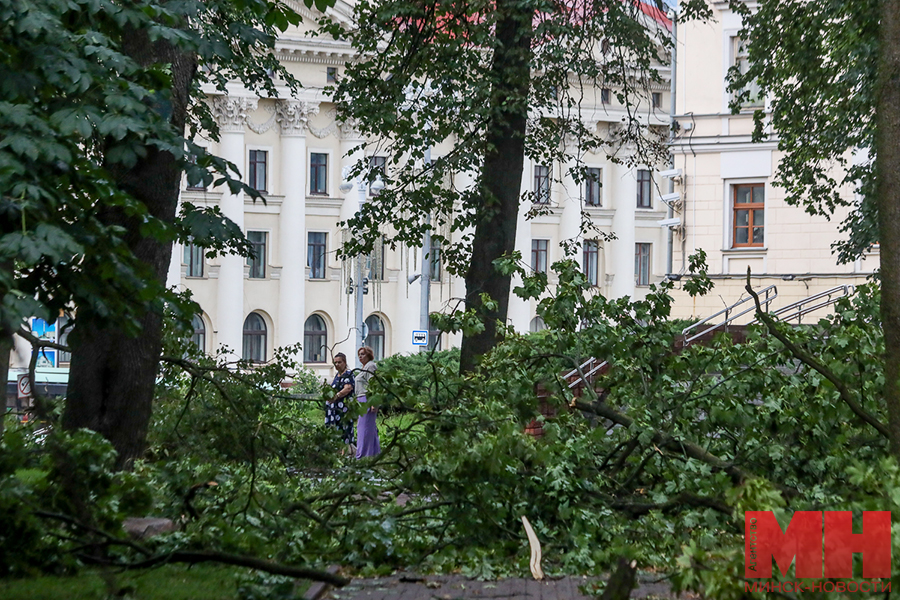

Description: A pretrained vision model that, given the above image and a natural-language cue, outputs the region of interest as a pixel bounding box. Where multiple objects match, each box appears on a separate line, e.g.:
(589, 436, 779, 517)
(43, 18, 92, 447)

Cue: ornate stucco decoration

(308, 108, 340, 139)
(338, 116, 363, 140)
(247, 105, 278, 135)
(211, 96, 258, 133)
(275, 100, 320, 136)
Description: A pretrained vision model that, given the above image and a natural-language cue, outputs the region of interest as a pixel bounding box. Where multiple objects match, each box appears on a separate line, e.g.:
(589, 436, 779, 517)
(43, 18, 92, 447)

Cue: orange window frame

(732, 184, 765, 248)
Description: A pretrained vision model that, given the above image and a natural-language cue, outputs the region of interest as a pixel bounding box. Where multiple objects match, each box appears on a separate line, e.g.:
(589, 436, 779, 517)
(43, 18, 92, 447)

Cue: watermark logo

(745, 511, 891, 580)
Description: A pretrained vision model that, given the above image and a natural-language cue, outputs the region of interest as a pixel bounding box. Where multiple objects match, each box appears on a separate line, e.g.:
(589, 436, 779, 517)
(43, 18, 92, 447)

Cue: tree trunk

(62, 35, 196, 469)
(877, 0, 900, 459)
(459, 0, 534, 374)
(0, 326, 11, 437)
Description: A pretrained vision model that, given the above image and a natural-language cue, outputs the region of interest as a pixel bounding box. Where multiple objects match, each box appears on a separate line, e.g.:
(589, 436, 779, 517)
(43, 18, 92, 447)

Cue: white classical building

(666, 0, 878, 321)
(166, 0, 675, 377)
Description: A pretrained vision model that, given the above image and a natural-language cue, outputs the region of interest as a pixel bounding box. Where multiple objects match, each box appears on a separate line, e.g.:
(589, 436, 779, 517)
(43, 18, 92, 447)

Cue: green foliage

(10, 261, 896, 593)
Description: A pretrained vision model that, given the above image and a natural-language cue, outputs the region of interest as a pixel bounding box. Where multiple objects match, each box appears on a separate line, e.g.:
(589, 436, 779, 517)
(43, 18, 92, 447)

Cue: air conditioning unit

(659, 168, 682, 178)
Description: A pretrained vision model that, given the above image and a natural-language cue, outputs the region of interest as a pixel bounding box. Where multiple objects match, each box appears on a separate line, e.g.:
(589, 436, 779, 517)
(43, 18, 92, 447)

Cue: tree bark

(876, 0, 900, 459)
(0, 324, 11, 437)
(459, 0, 534, 373)
(63, 35, 197, 469)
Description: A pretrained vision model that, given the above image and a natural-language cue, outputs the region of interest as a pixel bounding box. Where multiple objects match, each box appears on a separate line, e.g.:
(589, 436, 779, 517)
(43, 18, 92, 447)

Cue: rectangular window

(652, 92, 662, 109)
(369, 156, 387, 196)
(585, 167, 602, 206)
(534, 165, 550, 204)
(636, 169, 652, 208)
(583, 240, 599, 286)
(635, 243, 651, 286)
(308, 232, 327, 279)
(601, 88, 611, 104)
(430, 240, 442, 281)
(734, 38, 764, 108)
(186, 154, 207, 191)
(310, 153, 328, 195)
(247, 231, 267, 278)
(248, 150, 268, 192)
(732, 183, 765, 247)
(327, 67, 338, 84)
(367, 236, 386, 281)
(531, 239, 549, 273)
(183, 239, 204, 278)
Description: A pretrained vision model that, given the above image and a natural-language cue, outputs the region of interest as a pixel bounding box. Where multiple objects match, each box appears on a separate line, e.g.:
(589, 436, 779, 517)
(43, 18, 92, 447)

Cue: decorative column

(609, 162, 637, 299)
(508, 157, 533, 332)
(276, 100, 317, 356)
(559, 148, 583, 255)
(211, 95, 257, 358)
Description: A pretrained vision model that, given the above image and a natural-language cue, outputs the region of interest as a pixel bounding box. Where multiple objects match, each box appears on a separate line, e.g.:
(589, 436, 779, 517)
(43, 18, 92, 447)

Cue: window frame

(531, 239, 549, 274)
(246, 230, 267, 279)
(303, 314, 328, 363)
(309, 151, 328, 196)
(585, 167, 602, 206)
(308, 231, 328, 280)
(185, 152, 208, 191)
(733, 37, 765, 109)
(326, 67, 338, 84)
(183, 238, 204, 278)
(367, 236, 386, 281)
(534, 165, 550, 204)
(430, 239, 442, 282)
(583, 240, 599, 286)
(652, 92, 662, 109)
(634, 243, 651, 287)
(636, 169, 653, 209)
(601, 88, 611, 105)
(191, 314, 206, 353)
(248, 149, 269, 193)
(364, 314, 385, 361)
(731, 183, 765, 248)
(242, 312, 267, 363)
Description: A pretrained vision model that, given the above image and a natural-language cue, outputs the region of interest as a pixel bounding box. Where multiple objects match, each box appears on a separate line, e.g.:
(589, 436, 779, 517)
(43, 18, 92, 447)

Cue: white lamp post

(340, 166, 384, 367)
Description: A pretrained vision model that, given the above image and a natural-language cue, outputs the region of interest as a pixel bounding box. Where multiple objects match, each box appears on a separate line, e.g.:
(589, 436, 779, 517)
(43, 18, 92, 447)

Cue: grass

(0, 564, 309, 600)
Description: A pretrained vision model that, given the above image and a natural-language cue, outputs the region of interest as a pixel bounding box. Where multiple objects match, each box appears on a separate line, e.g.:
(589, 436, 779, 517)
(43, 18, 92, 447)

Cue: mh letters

(745, 511, 891, 579)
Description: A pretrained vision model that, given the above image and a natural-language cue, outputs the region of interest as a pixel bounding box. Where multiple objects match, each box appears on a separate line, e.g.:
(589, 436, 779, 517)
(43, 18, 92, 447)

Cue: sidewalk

(321, 572, 680, 600)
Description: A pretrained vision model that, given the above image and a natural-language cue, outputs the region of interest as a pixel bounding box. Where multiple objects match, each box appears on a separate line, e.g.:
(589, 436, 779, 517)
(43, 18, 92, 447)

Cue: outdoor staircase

(525, 284, 856, 438)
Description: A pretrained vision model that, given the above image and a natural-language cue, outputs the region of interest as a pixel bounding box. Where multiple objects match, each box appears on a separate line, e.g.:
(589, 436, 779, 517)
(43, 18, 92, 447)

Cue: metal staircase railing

(755, 284, 854, 325)
(562, 357, 609, 390)
(681, 285, 778, 346)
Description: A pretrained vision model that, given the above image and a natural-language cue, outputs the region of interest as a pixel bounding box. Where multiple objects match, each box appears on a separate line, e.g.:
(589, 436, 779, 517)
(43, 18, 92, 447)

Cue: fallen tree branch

(573, 399, 751, 484)
(77, 550, 350, 586)
(744, 269, 890, 440)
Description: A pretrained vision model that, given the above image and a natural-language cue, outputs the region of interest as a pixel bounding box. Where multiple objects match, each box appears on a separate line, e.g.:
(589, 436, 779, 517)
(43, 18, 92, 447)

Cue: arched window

(191, 315, 206, 352)
(304, 315, 327, 363)
(529, 317, 546, 333)
(242, 313, 266, 363)
(364, 315, 385, 361)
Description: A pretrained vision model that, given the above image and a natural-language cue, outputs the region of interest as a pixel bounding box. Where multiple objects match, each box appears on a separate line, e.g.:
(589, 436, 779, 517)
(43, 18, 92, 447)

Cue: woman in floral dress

(326, 353, 355, 450)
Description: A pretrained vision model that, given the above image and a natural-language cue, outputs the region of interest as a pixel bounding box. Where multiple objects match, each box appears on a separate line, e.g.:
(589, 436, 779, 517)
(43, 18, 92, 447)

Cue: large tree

(730, 0, 900, 456)
(1, 0, 332, 467)
(326, 0, 711, 373)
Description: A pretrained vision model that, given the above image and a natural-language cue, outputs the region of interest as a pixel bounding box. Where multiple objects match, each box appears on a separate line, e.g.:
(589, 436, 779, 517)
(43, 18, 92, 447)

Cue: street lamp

(340, 165, 383, 368)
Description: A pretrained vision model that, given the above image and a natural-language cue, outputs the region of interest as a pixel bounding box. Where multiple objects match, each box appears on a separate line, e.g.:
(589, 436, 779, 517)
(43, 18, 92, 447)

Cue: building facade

(666, 0, 877, 321)
(166, 0, 674, 377)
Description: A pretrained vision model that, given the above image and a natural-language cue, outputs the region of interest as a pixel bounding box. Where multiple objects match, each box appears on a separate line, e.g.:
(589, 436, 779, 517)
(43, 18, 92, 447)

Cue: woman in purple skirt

(354, 346, 381, 459)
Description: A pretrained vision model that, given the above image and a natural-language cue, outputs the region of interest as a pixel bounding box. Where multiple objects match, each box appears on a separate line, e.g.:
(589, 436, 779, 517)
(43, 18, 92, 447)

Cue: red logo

(745, 511, 891, 579)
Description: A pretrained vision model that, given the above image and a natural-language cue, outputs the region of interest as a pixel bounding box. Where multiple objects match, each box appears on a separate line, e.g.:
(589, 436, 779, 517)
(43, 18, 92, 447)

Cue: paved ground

(322, 573, 681, 600)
